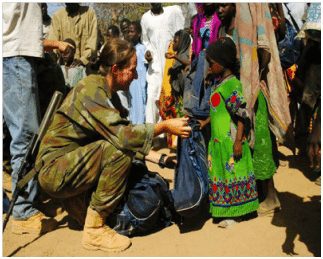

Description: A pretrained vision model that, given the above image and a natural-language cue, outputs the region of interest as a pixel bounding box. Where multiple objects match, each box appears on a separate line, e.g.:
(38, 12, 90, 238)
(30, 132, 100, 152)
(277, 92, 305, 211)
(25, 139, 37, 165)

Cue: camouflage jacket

(35, 74, 154, 168)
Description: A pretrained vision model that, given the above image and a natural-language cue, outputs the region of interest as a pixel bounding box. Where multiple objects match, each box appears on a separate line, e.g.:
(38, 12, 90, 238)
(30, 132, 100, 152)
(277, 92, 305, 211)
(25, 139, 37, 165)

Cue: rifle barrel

(31, 91, 63, 156)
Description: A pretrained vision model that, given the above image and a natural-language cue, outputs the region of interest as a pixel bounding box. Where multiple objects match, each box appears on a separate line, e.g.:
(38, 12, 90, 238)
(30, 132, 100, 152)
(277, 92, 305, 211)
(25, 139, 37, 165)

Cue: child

(59, 38, 86, 89)
(106, 25, 120, 41)
(205, 37, 259, 227)
(159, 29, 191, 147)
(127, 21, 147, 124)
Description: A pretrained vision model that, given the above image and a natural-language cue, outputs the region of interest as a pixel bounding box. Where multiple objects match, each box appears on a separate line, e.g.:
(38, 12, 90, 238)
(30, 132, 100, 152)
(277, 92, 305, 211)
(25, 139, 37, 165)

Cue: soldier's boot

(81, 207, 131, 252)
(11, 212, 58, 235)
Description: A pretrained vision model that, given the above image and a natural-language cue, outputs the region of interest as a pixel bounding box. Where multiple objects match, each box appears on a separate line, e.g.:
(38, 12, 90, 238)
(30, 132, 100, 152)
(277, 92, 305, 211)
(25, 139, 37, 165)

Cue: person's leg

(257, 177, 281, 215)
(3, 56, 40, 219)
(3, 56, 57, 234)
(38, 140, 132, 252)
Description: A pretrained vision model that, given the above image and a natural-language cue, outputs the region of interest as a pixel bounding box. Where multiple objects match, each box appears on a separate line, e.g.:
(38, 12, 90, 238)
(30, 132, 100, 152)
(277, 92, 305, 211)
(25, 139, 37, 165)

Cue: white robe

(141, 5, 184, 123)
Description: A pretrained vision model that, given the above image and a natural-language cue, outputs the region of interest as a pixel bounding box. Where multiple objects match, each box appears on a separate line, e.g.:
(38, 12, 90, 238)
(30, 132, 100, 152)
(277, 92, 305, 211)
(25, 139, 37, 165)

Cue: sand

(2, 146, 321, 257)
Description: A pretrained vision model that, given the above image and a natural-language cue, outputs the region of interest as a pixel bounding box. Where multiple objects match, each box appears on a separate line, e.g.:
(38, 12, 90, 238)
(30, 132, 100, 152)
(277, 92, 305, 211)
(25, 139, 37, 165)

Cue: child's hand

(165, 52, 175, 59)
(197, 117, 210, 130)
(145, 51, 153, 62)
(70, 59, 83, 67)
(233, 140, 242, 161)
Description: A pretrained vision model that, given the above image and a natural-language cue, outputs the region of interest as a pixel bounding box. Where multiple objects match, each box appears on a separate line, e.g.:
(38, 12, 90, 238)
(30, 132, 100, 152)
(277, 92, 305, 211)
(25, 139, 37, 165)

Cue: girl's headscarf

(174, 29, 191, 55)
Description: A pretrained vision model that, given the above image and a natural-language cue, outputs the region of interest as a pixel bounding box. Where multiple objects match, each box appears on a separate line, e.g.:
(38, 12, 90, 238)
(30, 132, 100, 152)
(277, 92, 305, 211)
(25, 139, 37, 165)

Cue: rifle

(3, 91, 63, 232)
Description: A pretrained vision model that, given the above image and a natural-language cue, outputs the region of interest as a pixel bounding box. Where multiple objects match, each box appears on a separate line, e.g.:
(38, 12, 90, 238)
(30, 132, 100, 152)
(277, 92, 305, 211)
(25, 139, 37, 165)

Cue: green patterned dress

(253, 91, 277, 180)
(208, 76, 259, 217)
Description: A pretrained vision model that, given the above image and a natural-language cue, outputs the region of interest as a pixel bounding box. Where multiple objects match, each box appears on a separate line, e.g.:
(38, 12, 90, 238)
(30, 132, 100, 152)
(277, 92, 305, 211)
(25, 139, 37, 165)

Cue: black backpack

(108, 161, 173, 236)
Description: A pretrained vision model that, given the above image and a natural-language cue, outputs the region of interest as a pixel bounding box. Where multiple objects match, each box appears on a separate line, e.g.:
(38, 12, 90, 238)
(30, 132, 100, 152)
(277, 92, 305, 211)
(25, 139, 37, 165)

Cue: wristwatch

(158, 153, 167, 168)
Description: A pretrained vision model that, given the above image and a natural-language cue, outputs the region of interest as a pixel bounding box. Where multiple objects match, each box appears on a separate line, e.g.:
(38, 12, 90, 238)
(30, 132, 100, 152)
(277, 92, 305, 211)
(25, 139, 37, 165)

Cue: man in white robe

(141, 3, 184, 123)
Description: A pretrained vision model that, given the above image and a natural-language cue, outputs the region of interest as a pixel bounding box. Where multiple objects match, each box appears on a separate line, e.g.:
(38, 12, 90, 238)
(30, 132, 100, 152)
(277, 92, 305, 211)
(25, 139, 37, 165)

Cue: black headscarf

(170, 30, 191, 95)
(174, 29, 191, 55)
(206, 36, 240, 76)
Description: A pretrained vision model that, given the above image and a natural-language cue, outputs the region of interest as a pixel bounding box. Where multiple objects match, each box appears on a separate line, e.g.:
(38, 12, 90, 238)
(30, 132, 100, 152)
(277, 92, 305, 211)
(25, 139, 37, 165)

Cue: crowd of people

(2, 2, 321, 253)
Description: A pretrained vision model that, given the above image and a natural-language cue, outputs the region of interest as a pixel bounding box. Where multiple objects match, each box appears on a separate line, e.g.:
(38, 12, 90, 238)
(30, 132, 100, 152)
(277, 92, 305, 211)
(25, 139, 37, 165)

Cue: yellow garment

(48, 6, 98, 65)
(161, 42, 175, 98)
(159, 42, 177, 148)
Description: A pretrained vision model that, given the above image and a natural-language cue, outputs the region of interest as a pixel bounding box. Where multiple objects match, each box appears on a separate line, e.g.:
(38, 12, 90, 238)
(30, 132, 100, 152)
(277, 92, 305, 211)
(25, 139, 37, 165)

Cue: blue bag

(278, 19, 301, 69)
(108, 161, 173, 236)
(171, 119, 209, 217)
(183, 50, 212, 119)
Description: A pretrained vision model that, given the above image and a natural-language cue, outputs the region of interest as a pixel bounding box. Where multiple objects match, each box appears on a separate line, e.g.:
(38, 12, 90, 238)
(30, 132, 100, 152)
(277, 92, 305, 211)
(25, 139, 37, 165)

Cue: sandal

(218, 219, 237, 228)
(257, 203, 281, 216)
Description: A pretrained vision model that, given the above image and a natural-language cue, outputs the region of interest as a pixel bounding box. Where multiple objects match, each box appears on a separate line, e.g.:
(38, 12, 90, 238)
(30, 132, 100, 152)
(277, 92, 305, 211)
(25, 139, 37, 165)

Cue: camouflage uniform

(36, 74, 154, 216)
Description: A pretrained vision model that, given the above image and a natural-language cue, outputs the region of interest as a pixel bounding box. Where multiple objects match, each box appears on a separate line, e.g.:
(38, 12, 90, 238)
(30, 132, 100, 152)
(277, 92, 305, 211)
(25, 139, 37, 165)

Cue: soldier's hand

(165, 117, 191, 138)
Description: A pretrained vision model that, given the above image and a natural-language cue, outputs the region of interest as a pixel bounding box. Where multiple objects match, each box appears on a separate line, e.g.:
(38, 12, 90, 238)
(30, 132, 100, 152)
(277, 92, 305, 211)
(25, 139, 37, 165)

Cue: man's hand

(43, 39, 74, 54)
(57, 41, 74, 55)
(145, 50, 153, 62)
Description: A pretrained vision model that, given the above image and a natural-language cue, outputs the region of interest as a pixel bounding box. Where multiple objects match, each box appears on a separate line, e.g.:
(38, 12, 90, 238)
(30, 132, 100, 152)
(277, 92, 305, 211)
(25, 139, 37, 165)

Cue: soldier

(35, 38, 191, 252)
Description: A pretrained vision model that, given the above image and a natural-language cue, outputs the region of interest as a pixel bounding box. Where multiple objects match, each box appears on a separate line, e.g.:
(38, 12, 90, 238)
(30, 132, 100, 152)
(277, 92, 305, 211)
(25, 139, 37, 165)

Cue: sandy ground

(2, 146, 321, 257)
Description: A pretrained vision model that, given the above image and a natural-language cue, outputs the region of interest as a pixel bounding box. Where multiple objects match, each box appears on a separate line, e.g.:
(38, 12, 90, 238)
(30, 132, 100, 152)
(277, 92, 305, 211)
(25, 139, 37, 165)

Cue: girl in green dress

(205, 37, 259, 227)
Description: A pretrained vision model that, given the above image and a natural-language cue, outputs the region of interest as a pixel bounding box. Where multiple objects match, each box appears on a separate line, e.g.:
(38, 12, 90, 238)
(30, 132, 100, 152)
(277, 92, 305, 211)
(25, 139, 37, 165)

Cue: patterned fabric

(38, 140, 132, 215)
(35, 74, 154, 213)
(36, 74, 154, 165)
(253, 91, 277, 180)
(159, 42, 185, 148)
(224, 90, 244, 114)
(209, 174, 258, 208)
(208, 76, 258, 217)
(297, 3, 321, 42)
(303, 3, 321, 33)
(219, 4, 292, 146)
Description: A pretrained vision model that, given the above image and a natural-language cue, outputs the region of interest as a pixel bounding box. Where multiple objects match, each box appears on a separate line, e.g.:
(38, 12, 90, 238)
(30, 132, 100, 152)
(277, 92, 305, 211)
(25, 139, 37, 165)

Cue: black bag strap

(283, 3, 300, 32)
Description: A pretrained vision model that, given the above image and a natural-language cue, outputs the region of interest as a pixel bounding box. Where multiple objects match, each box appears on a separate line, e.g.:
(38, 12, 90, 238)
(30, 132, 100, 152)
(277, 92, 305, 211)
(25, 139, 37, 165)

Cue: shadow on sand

(271, 191, 321, 256)
(285, 152, 320, 182)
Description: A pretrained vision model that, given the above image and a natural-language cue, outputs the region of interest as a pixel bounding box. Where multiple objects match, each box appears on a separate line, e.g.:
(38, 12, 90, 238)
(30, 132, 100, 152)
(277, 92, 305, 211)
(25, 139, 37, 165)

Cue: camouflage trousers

(38, 140, 132, 217)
